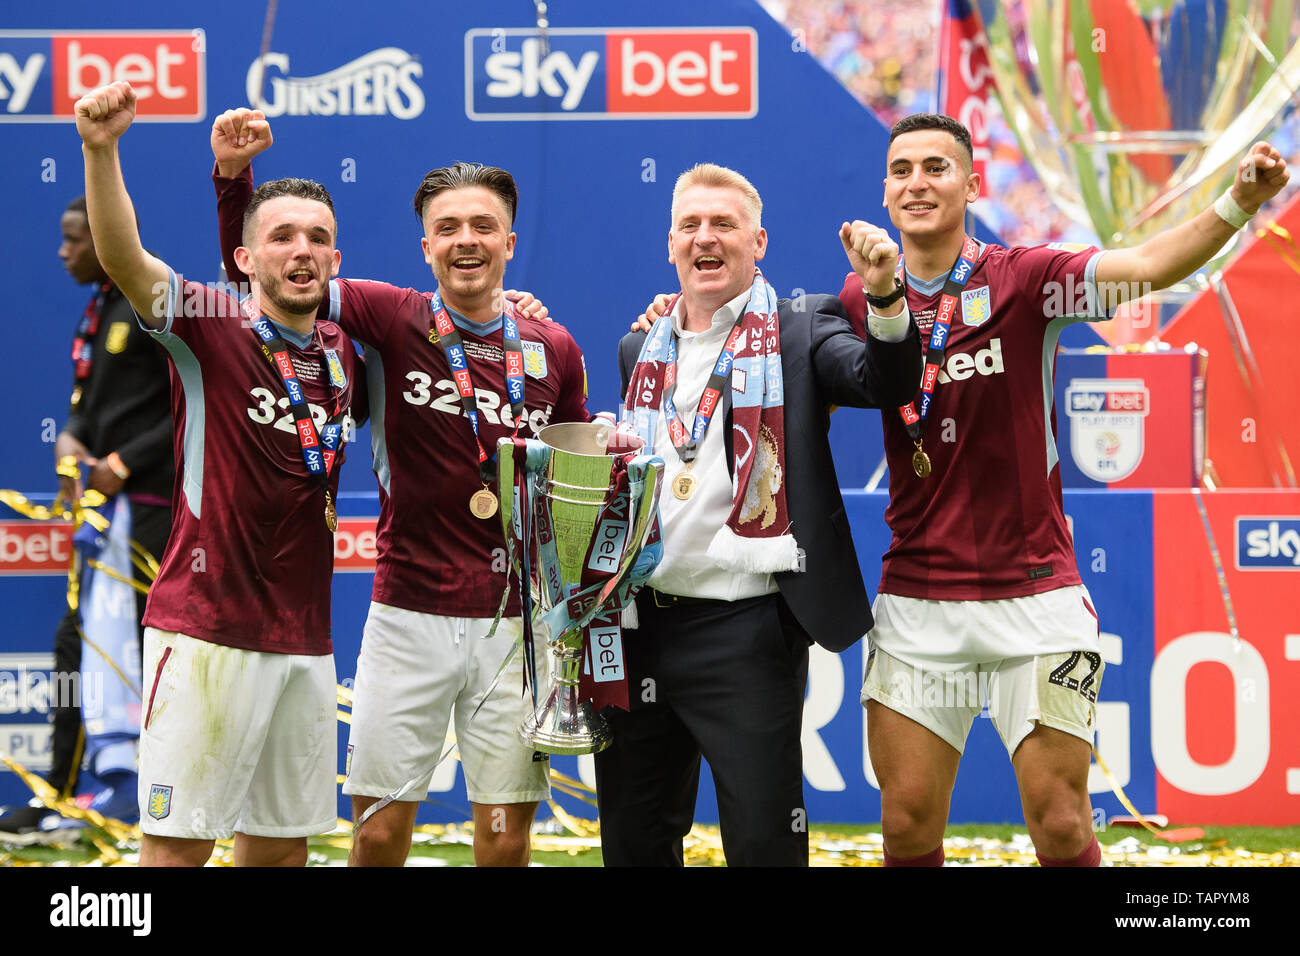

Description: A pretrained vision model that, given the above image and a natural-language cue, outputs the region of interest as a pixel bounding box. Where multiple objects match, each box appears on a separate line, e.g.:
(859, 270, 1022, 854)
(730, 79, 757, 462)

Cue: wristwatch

(864, 278, 906, 309)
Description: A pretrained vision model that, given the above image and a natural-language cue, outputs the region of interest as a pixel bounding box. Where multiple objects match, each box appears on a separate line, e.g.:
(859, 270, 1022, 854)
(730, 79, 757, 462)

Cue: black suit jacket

(618, 293, 921, 653)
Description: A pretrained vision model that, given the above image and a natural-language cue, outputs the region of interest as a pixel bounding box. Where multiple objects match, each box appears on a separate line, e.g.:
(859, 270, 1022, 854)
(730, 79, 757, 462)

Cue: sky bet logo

(1235, 517, 1300, 569)
(0, 30, 204, 122)
(465, 27, 756, 120)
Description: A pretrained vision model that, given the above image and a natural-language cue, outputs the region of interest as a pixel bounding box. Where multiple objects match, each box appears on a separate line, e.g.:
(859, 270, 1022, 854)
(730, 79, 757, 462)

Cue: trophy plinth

(519, 640, 612, 756)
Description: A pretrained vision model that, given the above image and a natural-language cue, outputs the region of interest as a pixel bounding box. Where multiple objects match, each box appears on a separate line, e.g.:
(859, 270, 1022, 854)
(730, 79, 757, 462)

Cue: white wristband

(1214, 190, 1252, 230)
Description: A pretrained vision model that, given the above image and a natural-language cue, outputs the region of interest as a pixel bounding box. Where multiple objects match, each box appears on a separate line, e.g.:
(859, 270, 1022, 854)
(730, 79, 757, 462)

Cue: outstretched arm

(76, 81, 170, 328)
(1096, 141, 1290, 301)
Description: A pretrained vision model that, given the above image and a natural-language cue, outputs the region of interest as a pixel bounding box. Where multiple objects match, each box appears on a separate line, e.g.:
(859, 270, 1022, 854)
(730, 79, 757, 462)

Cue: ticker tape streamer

(1190, 488, 1242, 647)
(1258, 222, 1300, 276)
(2, 488, 155, 698)
(75, 620, 141, 700)
(0, 754, 137, 848)
(1091, 746, 1168, 840)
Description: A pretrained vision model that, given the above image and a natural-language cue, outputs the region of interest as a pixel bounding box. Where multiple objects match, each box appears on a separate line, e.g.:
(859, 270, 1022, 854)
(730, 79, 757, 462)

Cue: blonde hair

(670, 163, 763, 231)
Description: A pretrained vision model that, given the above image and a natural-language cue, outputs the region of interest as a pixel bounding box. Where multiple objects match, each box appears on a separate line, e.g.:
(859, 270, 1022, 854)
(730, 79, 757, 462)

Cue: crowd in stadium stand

(759, 0, 937, 124)
(765, 0, 1300, 247)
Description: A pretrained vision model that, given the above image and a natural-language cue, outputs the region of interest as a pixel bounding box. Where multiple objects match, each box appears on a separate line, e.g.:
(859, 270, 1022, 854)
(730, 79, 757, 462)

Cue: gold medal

(470, 487, 499, 519)
(671, 468, 699, 500)
(324, 491, 338, 533)
(911, 441, 932, 479)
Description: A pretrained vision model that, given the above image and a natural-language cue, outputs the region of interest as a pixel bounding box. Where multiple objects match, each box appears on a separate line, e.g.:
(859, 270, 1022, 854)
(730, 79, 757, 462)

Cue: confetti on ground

(5, 816, 1297, 866)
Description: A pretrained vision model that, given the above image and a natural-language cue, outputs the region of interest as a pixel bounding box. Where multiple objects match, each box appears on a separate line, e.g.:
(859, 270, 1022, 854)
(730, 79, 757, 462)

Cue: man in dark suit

(598, 163, 920, 865)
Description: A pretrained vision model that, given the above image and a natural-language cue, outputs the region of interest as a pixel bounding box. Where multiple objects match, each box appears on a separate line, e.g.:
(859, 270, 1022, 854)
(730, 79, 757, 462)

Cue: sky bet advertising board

(1, 0, 1288, 827)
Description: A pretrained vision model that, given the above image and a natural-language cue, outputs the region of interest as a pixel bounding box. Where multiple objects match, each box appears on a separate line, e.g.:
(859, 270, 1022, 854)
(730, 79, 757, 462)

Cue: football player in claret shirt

(76, 81, 364, 867)
(838, 114, 1288, 867)
(211, 109, 590, 866)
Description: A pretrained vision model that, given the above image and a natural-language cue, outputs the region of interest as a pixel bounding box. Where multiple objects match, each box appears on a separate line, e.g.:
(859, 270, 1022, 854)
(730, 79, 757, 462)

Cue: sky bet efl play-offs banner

(0, 30, 204, 122)
(465, 28, 757, 120)
(5, 491, 1299, 826)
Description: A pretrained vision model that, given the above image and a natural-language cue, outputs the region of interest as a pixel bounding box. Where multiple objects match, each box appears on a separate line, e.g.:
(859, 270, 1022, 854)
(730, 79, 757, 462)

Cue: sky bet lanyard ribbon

(428, 290, 526, 518)
(660, 301, 747, 500)
(897, 235, 980, 478)
(246, 305, 346, 531)
(69, 282, 109, 412)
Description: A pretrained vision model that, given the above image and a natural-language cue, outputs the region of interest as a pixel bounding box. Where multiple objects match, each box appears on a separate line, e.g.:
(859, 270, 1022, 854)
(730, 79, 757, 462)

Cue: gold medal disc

(324, 494, 338, 533)
(672, 470, 699, 500)
(470, 488, 499, 519)
(912, 449, 932, 479)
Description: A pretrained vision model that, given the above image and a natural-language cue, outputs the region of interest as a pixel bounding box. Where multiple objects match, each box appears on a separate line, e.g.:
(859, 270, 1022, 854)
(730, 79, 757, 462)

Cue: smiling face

(669, 184, 767, 320)
(883, 129, 980, 242)
(237, 196, 340, 320)
(59, 210, 107, 285)
(420, 186, 516, 318)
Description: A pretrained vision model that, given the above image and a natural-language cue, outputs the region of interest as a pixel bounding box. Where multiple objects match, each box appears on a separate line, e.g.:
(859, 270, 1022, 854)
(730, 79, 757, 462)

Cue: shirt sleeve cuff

(866, 300, 911, 343)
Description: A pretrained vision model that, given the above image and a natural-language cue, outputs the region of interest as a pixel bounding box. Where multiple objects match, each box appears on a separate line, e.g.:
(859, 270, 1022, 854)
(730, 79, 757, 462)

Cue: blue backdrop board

(3, 0, 1116, 824)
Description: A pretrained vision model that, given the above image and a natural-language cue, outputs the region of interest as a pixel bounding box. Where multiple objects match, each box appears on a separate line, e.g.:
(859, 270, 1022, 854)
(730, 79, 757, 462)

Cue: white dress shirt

(648, 288, 910, 599)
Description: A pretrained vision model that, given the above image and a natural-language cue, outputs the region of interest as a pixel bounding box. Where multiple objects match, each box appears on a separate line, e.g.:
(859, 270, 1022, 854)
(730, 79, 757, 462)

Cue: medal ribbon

(429, 291, 526, 482)
(69, 283, 109, 409)
(896, 235, 981, 440)
(661, 303, 747, 465)
(246, 303, 345, 491)
(503, 437, 546, 708)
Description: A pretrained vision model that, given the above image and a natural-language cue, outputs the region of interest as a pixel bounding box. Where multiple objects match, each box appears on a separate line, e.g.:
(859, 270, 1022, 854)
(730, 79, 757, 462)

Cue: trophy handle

(497, 436, 516, 549)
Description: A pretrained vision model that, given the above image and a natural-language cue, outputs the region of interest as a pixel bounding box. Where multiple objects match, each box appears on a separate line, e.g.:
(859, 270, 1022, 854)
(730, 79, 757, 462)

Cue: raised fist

(211, 107, 274, 177)
(74, 81, 137, 149)
(1230, 141, 1290, 214)
(839, 220, 900, 297)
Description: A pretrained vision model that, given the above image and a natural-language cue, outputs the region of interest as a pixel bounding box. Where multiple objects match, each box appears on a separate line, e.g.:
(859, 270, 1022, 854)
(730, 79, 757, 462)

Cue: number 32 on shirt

(401, 371, 553, 435)
(246, 387, 356, 441)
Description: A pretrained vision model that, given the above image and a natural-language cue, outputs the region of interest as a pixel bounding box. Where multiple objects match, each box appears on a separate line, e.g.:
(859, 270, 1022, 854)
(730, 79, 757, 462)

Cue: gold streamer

(545, 801, 600, 839)
(84, 557, 151, 596)
(1257, 221, 1300, 276)
(1093, 745, 1168, 840)
(546, 769, 598, 808)
(0, 754, 138, 849)
(72, 626, 140, 699)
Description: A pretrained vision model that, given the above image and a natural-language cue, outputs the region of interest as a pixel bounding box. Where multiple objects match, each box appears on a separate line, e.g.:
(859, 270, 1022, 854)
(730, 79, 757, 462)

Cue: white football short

(861, 586, 1104, 755)
(138, 629, 338, 840)
(342, 603, 549, 806)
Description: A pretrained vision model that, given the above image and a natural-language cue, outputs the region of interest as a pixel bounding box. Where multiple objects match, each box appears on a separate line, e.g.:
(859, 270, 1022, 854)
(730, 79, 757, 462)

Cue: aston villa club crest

(1065, 378, 1150, 482)
(961, 285, 991, 326)
(521, 341, 548, 378)
(106, 321, 131, 354)
(324, 349, 347, 388)
(147, 783, 173, 820)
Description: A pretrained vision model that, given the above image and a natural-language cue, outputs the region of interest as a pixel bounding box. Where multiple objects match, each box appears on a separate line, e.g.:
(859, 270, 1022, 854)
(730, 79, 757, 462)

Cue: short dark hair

(242, 177, 337, 246)
(65, 194, 140, 231)
(889, 114, 974, 169)
(412, 162, 518, 227)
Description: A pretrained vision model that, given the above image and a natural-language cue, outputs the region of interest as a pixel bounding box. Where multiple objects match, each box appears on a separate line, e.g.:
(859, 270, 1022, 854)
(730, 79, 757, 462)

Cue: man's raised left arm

(1096, 141, 1289, 300)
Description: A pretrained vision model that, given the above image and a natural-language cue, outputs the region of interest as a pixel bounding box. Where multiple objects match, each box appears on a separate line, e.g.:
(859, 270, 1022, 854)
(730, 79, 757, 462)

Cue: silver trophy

(497, 422, 664, 755)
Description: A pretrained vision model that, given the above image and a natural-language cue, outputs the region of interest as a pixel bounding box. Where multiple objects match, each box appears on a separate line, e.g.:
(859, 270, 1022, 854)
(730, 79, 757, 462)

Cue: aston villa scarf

(621, 268, 799, 573)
